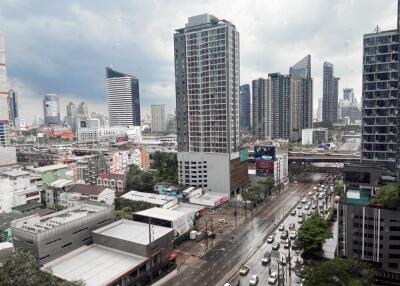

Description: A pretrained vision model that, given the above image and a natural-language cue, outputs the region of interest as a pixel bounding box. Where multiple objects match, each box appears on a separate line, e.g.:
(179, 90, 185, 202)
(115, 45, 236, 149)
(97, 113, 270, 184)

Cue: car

(283, 240, 290, 249)
(304, 204, 310, 210)
(281, 256, 287, 265)
(297, 204, 302, 209)
(239, 265, 250, 275)
(272, 242, 280, 250)
(290, 231, 297, 240)
(249, 275, 259, 285)
(298, 217, 303, 224)
(301, 198, 307, 204)
(312, 186, 317, 191)
(288, 223, 296, 230)
(294, 180, 298, 184)
(268, 272, 278, 284)
(298, 211, 303, 218)
(280, 230, 288, 240)
(224, 284, 232, 286)
(311, 205, 316, 210)
(279, 224, 285, 231)
(219, 219, 226, 224)
(308, 191, 313, 197)
(267, 235, 274, 243)
(319, 194, 324, 200)
(290, 209, 296, 216)
(261, 252, 271, 265)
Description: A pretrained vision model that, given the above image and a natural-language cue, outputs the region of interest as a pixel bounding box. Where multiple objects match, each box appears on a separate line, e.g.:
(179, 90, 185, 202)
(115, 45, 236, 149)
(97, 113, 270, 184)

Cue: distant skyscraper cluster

(252, 55, 313, 141)
(106, 67, 141, 127)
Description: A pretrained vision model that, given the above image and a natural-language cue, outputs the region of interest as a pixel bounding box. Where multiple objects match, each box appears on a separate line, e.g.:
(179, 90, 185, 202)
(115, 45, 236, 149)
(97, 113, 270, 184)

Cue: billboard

(256, 161, 274, 176)
(254, 145, 276, 161)
(79, 120, 87, 128)
(44, 101, 59, 117)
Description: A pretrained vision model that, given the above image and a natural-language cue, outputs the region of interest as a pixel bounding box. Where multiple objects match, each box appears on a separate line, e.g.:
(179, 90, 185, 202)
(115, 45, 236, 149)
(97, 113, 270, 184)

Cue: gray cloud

(0, 0, 397, 121)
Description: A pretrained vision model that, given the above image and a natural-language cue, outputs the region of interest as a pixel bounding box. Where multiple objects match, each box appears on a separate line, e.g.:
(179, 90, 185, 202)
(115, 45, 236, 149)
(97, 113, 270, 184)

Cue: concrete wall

(178, 152, 231, 194)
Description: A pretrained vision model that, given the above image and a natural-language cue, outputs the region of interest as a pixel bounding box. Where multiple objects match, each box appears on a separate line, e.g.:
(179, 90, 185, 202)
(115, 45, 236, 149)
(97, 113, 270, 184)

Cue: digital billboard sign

(254, 145, 276, 161)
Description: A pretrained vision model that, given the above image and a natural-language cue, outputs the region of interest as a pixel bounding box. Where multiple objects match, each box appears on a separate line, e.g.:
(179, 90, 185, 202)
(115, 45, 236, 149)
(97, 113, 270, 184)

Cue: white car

(224, 284, 231, 286)
(279, 224, 285, 231)
(290, 231, 297, 240)
(249, 275, 259, 285)
(301, 198, 307, 204)
(297, 204, 302, 209)
(268, 272, 278, 284)
(267, 235, 274, 243)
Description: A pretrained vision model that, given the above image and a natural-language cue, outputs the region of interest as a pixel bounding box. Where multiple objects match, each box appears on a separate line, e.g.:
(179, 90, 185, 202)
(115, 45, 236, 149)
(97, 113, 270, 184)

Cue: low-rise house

(97, 173, 126, 193)
(59, 184, 115, 207)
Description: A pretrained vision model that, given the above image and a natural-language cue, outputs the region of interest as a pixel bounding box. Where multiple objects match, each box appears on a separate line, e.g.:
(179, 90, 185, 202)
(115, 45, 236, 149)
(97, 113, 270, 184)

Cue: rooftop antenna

(374, 25, 380, 33)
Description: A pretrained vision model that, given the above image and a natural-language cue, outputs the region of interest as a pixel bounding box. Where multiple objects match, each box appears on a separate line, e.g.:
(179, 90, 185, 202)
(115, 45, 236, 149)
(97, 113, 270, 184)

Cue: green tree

(0, 249, 83, 286)
(256, 177, 275, 196)
(152, 152, 178, 183)
(303, 258, 375, 286)
(334, 180, 344, 195)
(373, 183, 399, 209)
(125, 165, 155, 193)
(115, 198, 156, 219)
(294, 214, 331, 260)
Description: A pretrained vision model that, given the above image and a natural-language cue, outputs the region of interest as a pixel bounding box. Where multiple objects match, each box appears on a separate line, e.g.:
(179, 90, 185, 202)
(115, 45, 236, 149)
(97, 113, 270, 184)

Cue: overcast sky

(1, 0, 398, 121)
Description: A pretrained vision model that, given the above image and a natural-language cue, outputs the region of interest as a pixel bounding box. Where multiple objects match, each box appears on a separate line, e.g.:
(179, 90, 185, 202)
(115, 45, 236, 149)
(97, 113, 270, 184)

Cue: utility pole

(210, 218, 214, 248)
(205, 219, 208, 249)
(234, 189, 237, 227)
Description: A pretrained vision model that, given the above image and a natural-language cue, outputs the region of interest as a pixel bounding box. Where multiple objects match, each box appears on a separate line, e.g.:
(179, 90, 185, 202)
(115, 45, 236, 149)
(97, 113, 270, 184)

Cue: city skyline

(0, 0, 398, 121)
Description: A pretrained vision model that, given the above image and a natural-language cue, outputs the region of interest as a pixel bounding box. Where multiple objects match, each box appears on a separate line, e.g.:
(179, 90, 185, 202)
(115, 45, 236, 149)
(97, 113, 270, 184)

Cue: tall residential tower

(174, 14, 247, 195)
(322, 62, 339, 126)
(239, 84, 251, 131)
(151, 104, 166, 133)
(290, 55, 313, 140)
(106, 67, 141, 127)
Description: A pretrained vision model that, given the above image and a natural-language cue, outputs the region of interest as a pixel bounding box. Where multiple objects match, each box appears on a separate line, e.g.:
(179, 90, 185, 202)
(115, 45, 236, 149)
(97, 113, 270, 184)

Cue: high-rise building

(252, 78, 268, 140)
(0, 32, 9, 122)
(322, 62, 339, 126)
(316, 97, 323, 122)
(66, 102, 77, 131)
(0, 120, 9, 147)
(361, 29, 398, 170)
(91, 112, 109, 128)
(43, 94, 60, 126)
(290, 55, 313, 140)
(239, 84, 251, 131)
(77, 102, 88, 117)
(252, 74, 291, 140)
(343, 88, 355, 103)
(151, 104, 166, 133)
(174, 14, 247, 195)
(7, 89, 18, 127)
(106, 67, 141, 127)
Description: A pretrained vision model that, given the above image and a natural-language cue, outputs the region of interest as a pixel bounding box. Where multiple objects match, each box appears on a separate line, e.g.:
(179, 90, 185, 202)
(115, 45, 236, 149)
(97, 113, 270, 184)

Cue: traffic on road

(226, 175, 339, 286)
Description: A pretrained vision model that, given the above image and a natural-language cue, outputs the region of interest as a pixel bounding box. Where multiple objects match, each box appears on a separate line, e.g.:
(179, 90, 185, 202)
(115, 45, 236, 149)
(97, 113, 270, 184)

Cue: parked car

(267, 235, 274, 243)
(268, 272, 278, 284)
(290, 231, 297, 240)
(298, 212, 303, 218)
(272, 242, 280, 250)
(297, 204, 302, 209)
(219, 219, 226, 224)
(301, 198, 307, 204)
(290, 210, 296, 216)
(239, 265, 250, 275)
(304, 204, 310, 210)
(279, 224, 285, 231)
(283, 240, 290, 248)
(224, 284, 232, 286)
(288, 223, 296, 230)
(249, 275, 259, 286)
(298, 217, 304, 224)
(281, 256, 287, 266)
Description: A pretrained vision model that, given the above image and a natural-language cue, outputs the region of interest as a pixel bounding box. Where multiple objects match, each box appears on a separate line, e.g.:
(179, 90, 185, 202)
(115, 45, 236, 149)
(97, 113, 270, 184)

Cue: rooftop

(93, 219, 173, 245)
(98, 172, 126, 182)
(42, 244, 146, 286)
(11, 203, 109, 233)
(33, 164, 68, 173)
(122, 191, 177, 206)
(66, 184, 109, 196)
(50, 179, 74, 188)
(0, 169, 29, 178)
(139, 207, 187, 220)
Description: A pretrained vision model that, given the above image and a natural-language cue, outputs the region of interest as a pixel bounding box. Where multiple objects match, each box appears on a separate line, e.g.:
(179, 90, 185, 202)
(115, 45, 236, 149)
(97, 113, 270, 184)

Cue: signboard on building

(44, 101, 59, 117)
(254, 145, 276, 161)
(256, 161, 274, 176)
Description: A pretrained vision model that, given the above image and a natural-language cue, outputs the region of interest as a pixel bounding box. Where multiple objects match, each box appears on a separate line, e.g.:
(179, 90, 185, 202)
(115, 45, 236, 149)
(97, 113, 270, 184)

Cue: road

(165, 183, 313, 286)
(227, 183, 336, 286)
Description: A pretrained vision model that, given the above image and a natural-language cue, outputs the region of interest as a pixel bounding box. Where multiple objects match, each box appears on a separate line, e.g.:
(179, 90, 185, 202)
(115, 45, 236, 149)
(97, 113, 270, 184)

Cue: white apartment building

(0, 170, 41, 213)
(151, 104, 166, 133)
(77, 126, 142, 142)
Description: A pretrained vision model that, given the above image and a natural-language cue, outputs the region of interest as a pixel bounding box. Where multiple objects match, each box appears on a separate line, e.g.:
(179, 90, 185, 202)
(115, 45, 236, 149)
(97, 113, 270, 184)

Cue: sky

(0, 0, 398, 122)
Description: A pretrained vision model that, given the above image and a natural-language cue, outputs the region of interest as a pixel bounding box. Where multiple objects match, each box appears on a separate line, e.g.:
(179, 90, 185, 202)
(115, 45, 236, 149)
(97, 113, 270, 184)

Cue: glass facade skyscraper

(239, 84, 251, 131)
(322, 62, 339, 126)
(106, 67, 141, 127)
